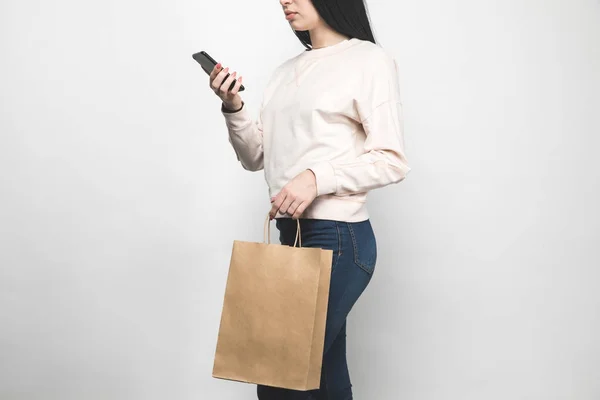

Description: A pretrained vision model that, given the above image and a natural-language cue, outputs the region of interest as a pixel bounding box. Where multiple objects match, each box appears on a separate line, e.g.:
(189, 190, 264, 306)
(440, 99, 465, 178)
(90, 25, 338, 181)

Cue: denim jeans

(257, 218, 377, 400)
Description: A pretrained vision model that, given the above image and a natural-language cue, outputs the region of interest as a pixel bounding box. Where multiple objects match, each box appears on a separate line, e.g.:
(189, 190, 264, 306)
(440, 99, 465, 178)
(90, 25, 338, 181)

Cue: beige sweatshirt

(221, 37, 411, 222)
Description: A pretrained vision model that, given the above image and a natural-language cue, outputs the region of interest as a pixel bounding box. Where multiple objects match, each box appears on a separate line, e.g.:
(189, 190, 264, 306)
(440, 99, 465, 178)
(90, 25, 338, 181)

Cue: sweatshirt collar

(300, 37, 358, 59)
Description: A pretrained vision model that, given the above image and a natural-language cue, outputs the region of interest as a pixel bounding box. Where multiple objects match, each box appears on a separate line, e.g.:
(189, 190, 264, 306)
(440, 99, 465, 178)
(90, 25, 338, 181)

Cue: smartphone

(192, 50, 245, 92)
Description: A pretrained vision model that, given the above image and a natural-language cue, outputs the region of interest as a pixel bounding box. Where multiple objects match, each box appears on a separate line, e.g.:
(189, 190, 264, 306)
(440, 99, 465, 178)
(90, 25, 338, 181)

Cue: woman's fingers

(209, 63, 222, 81)
(211, 66, 229, 92)
(229, 75, 243, 96)
(219, 71, 238, 96)
(292, 202, 307, 220)
(278, 194, 295, 216)
(209, 64, 223, 90)
(210, 65, 242, 99)
(287, 198, 303, 218)
(269, 192, 287, 219)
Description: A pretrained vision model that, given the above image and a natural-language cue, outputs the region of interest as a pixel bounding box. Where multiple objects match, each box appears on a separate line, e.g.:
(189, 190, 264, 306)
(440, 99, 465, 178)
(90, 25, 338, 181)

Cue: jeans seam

(331, 221, 341, 272)
(346, 222, 374, 275)
(335, 221, 342, 256)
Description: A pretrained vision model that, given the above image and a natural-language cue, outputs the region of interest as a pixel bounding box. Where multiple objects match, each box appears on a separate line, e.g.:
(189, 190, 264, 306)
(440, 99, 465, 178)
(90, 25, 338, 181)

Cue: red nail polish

(216, 63, 221, 69)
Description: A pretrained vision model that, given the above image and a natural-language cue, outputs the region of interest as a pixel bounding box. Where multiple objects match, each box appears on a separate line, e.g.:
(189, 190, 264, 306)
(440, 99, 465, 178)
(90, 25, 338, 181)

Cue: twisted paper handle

(263, 213, 302, 247)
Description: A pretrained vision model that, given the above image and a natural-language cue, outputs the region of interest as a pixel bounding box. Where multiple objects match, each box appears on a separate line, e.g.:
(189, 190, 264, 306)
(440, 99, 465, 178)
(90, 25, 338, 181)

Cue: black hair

(292, 0, 377, 50)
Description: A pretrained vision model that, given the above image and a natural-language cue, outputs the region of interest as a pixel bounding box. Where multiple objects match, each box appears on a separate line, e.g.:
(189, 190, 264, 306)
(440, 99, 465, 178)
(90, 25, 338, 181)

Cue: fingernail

(224, 67, 229, 72)
(239, 76, 243, 83)
(231, 71, 237, 77)
(216, 63, 221, 69)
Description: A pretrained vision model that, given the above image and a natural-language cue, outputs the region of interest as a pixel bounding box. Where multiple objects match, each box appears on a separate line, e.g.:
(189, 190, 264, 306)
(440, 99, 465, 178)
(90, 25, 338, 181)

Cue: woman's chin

(289, 21, 305, 30)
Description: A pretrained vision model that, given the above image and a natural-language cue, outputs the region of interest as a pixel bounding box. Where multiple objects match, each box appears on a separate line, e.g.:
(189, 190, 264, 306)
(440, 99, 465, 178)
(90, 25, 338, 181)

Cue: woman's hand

(269, 170, 318, 220)
(209, 63, 243, 111)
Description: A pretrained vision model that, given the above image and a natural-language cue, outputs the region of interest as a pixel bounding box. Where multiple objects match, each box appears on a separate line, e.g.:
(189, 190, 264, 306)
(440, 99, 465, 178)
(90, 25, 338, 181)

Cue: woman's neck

(307, 27, 350, 50)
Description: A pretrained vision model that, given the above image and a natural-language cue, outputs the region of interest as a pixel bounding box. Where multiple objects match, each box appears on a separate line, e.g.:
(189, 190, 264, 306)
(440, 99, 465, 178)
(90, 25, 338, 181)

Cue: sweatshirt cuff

(221, 101, 251, 130)
(308, 162, 337, 196)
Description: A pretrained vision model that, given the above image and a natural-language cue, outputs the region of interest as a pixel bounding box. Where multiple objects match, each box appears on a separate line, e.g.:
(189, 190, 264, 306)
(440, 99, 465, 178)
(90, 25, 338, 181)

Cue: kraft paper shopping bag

(212, 214, 333, 390)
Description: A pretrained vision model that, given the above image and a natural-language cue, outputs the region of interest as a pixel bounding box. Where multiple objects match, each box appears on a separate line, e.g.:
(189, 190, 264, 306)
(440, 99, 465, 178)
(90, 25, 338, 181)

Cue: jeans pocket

(347, 221, 377, 275)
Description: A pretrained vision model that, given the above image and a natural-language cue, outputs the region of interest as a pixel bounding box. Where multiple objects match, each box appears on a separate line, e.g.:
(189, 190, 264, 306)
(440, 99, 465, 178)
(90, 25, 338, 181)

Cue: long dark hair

(292, 0, 377, 50)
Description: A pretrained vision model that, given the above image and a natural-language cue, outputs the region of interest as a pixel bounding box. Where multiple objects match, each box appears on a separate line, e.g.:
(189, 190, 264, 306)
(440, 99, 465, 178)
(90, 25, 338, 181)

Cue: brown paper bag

(212, 214, 333, 391)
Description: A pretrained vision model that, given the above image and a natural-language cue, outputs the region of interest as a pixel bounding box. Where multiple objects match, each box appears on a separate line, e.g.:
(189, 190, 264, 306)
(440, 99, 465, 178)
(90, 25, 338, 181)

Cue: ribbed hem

(221, 101, 244, 113)
(275, 194, 369, 222)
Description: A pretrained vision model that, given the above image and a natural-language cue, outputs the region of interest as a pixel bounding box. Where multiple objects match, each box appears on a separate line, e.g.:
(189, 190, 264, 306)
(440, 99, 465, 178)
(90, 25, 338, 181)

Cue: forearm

(221, 101, 264, 171)
(309, 100, 411, 196)
(309, 149, 411, 196)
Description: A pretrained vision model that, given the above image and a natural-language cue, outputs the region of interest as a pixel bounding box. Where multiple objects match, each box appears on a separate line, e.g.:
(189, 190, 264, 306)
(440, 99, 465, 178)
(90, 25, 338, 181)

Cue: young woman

(208, 0, 411, 398)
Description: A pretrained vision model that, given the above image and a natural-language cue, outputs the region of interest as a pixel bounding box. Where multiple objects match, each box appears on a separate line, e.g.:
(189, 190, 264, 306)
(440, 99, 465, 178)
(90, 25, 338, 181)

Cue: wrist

(306, 169, 317, 185)
(308, 162, 337, 196)
(222, 100, 243, 113)
(305, 169, 317, 195)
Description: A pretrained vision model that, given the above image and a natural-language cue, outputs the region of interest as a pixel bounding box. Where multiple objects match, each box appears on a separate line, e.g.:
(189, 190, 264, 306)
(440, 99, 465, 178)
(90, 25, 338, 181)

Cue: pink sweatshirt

(221, 37, 411, 222)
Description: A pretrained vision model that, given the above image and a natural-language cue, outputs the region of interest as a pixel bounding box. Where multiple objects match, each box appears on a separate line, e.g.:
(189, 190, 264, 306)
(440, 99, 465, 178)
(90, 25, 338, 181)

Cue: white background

(1, 0, 599, 399)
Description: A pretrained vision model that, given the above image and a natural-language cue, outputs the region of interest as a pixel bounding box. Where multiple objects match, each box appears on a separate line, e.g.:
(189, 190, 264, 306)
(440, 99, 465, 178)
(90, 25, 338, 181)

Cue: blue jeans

(257, 218, 377, 400)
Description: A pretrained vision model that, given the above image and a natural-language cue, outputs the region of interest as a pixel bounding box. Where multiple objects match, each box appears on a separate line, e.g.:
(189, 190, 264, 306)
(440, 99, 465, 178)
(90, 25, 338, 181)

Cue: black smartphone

(192, 50, 245, 92)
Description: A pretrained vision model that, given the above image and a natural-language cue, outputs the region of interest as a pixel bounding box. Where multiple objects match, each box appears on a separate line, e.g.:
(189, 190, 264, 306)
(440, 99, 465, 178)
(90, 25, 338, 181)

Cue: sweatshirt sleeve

(308, 51, 411, 196)
(221, 99, 264, 171)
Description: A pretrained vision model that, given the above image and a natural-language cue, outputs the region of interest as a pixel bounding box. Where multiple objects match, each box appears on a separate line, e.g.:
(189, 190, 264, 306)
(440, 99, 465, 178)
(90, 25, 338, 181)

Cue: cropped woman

(208, 0, 411, 398)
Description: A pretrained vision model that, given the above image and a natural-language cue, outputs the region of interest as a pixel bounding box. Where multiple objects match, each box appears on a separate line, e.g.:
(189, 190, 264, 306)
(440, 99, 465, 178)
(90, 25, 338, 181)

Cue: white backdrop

(1, 0, 599, 399)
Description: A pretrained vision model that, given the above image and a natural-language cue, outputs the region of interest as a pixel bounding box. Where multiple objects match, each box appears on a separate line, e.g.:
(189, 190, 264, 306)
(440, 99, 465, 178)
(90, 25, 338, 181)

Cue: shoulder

(350, 39, 398, 74)
(352, 39, 390, 56)
(344, 40, 399, 91)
